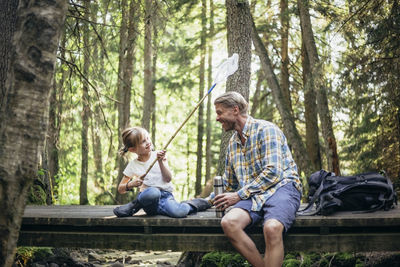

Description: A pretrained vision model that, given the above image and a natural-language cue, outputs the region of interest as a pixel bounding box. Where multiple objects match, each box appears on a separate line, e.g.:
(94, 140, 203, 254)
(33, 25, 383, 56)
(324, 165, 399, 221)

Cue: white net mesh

(213, 53, 239, 84)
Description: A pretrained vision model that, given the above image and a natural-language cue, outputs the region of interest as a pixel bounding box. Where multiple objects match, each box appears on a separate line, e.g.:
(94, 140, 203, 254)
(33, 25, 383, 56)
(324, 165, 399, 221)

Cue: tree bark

(0, 1, 67, 265)
(302, 38, 321, 171)
(46, 30, 66, 202)
(297, 0, 340, 175)
(142, 0, 153, 131)
(218, 0, 252, 175)
(80, 0, 90, 205)
(205, 0, 214, 184)
(195, 0, 207, 196)
(116, 0, 139, 204)
(250, 11, 314, 176)
(280, 0, 293, 114)
(90, 1, 104, 190)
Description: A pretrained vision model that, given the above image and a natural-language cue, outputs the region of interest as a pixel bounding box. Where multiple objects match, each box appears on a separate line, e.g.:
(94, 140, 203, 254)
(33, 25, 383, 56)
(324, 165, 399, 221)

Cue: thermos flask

(213, 176, 225, 218)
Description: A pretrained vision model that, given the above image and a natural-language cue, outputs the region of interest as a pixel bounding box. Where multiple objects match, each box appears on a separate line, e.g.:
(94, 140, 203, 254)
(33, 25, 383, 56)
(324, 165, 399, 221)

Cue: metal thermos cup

(213, 176, 225, 218)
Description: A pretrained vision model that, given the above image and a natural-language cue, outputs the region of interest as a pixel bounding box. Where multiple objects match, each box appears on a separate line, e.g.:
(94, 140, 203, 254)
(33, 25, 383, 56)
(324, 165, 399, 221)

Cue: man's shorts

(233, 182, 301, 232)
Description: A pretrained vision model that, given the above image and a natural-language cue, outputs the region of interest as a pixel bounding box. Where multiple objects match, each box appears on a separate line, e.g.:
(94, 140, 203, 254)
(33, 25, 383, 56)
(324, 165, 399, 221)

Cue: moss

(220, 253, 250, 267)
(201, 252, 250, 267)
(15, 247, 53, 266)
(284, 253, 298, 260)
(283, 258, 301, 267)
(27, 182, 47, 205)
(201, 252, 223, 267)
(331, 253, 357, 267)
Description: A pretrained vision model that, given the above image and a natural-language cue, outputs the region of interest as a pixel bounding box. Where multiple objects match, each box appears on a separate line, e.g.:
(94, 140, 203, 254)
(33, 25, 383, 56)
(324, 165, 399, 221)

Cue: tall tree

(195, 0, 207, 196)
(90, 1, 105, 192)
(205, 0, 214, 184)
(142, 0, 154, 131)
(46, 31, 66, 202)
(279, 0, 292, 114)
(250, 11, 314, 176)
(115, 0, 139, 204)
(0, 1, 67, 265)
(302, 36, 321, 171)
(297, 0, 340, 175)
(218, 0, 252, 175)
(80, 0, 90, 205)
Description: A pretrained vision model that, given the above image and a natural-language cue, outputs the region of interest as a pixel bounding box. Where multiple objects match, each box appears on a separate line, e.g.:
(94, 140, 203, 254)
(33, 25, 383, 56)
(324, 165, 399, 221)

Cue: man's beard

(222, 121, 235, 132)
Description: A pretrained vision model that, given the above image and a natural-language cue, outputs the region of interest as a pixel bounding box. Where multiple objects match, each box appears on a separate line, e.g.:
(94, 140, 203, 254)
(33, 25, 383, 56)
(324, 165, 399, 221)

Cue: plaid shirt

(223, 116, 302, 211)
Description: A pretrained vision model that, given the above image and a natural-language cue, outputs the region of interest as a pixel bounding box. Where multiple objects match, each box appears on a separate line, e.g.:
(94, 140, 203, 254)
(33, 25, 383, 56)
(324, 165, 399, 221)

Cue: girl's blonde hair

(118, 127, 148, 158)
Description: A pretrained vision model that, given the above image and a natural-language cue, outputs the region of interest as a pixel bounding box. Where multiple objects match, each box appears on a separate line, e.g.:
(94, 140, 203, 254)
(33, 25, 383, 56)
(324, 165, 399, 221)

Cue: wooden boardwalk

(19, 205, 400, 252)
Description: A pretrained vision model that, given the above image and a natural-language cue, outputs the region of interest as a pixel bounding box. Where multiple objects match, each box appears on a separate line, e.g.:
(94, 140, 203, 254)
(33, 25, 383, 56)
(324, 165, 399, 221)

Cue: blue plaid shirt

(223, 116, 302, 211)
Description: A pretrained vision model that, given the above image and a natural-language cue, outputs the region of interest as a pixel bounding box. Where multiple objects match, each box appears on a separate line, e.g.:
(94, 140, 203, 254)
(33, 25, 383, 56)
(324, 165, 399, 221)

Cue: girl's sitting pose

(113, 126, 210, 218)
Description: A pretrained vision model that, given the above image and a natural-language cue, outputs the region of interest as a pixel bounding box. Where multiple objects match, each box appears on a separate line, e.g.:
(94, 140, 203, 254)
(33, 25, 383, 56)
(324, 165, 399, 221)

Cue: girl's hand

(131, 177, 143, 187)
(157, 150, 167, 162)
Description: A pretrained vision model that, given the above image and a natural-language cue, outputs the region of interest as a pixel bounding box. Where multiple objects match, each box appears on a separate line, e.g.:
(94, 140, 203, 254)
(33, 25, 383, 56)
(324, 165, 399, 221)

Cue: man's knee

(263, 219, 284, 242)
(220, 209, 250, 235)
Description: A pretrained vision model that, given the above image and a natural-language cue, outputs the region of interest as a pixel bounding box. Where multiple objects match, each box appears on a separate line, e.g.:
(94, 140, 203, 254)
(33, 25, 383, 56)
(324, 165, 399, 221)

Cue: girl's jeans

(137, 187, 192, 218)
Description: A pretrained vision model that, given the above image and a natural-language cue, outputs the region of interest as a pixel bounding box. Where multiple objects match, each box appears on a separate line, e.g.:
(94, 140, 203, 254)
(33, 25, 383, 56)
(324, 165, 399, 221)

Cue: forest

(0, 0, 399, 265)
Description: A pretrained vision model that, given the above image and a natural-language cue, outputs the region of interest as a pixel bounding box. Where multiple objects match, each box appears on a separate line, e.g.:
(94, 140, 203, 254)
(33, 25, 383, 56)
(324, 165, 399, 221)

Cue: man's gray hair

(214, 91, 248, 115)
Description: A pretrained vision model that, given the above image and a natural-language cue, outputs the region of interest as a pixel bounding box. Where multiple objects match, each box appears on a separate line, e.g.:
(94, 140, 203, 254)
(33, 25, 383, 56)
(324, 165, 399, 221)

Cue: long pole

(141, 83, 217, 179)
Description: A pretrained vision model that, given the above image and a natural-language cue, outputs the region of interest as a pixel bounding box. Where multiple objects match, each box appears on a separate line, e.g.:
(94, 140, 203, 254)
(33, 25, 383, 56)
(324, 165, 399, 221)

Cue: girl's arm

(157, 150, 172, 183)
(117, 175, 143, 194)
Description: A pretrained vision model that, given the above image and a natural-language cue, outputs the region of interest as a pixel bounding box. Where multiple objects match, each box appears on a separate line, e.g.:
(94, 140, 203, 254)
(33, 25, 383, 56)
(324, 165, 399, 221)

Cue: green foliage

(338, 0, 400, 181)
(15, 247, 53, 266)
(201, 251, 250, 267)
(27, 173, 48, 205)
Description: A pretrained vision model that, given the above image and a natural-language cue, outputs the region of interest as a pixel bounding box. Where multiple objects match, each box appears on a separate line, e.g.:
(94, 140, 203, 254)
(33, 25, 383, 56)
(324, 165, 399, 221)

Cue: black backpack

(298, 170, 398, 216)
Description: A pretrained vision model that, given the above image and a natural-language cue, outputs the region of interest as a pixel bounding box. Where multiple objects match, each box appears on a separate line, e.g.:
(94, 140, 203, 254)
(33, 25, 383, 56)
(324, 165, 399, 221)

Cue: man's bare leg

(220, 208, 264, 267)
(263, 219, 284, 267)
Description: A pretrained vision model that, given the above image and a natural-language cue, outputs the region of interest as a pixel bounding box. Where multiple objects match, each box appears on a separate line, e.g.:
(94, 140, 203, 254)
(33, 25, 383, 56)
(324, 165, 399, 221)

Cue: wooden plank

(18, 205, 400, 252)
(18, 231, 400, 252)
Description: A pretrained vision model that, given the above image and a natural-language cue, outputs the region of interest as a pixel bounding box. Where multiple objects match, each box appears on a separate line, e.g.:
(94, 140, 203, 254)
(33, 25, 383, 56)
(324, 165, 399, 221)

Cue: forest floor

(69, 249, 182, 266)
(16, 247, 400, 266)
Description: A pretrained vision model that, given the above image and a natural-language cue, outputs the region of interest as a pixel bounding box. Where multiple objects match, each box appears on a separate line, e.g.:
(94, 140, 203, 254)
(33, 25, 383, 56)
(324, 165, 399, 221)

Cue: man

(213, 91, 302, 267)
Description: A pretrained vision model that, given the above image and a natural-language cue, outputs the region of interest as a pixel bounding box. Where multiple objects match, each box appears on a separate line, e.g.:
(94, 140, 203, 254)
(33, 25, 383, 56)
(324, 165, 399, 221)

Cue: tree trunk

(0, 0, 18, 102)
(116, 0, 139, 204)
(90, 1, 104, 190)
(80, 0, 90, 205)
(302, 38, 321, 171)
(142, 0, 153, 131)
(195, 0, 207, 196)
(280, 0, 293, 114)
(218, 0, 252, 175)
(46, 30, 65, 202)
(250, 11, 314, 176)
(250, 70, 264, 117)
(151, 1, 159, 144)
(205, 0, 214, 184)
(0, 1, 67, 265)
(297, 0, 340, 175)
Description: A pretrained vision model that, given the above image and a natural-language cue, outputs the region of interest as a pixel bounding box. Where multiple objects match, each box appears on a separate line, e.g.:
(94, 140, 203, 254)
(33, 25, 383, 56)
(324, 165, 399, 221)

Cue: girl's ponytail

(118, 145, 129, 157)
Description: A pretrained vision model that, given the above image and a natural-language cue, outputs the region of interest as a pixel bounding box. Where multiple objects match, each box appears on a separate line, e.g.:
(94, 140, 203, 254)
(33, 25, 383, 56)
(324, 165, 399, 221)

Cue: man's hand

(213, 192, 241, 211)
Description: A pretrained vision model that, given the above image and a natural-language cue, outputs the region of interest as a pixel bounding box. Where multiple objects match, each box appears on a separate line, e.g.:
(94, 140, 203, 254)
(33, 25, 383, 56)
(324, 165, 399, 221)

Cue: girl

(113, 126, 210, 218)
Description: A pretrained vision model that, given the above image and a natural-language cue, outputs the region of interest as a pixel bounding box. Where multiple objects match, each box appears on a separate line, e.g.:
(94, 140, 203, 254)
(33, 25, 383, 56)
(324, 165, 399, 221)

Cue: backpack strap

(297, 170, 333, 216)
(297, 181, 324, 215)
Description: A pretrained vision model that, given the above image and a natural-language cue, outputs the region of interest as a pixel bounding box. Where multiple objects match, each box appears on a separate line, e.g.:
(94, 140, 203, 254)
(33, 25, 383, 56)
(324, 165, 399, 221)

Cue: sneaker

(113, 199, 141, 217)
(183, 198, 212, 213)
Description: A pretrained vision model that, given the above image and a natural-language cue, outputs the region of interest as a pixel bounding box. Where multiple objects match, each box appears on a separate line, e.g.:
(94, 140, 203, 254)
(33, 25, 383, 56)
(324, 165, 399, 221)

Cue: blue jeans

(137, 187, 192, 218)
